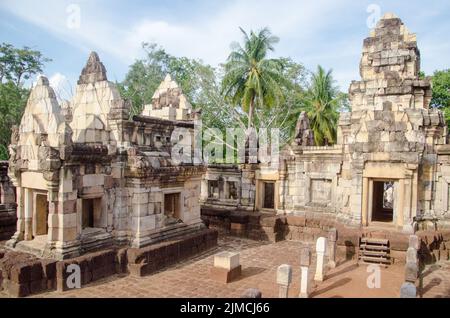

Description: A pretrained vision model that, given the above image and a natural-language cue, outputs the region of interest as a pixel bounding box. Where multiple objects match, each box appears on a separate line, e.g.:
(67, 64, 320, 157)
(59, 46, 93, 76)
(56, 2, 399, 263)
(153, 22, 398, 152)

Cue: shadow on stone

(325, 262, 359, 280)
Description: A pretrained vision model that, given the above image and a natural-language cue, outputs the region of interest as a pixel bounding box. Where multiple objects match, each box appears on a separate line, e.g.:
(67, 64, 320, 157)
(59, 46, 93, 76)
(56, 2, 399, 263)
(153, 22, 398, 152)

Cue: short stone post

(405, 261, 418, 283)
(242, 288, 262, 298)
(210, 251, 241, 283)
(299, 246, 311, 298)
(400, 282, 416, 298)
(276, 264, 292, 298)
(409, 235, 420, 251)
(408, 234, 422, 296)
(314, 237, 327, 282)
(405, 246, 419, 282)
(328, 228, 338, 268)
(406, 247, 418, 266)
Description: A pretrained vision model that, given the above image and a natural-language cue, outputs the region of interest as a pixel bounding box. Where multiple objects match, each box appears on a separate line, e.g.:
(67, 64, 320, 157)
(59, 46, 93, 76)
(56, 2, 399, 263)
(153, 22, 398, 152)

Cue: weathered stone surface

(300, 247, 311, 267)
(242, 288, 262, 298)
(214, 251, 240, 271)
(405, 261, 418, 283)
(276, 264, 292, 286)
(77, 52, 107, 84)
(400, 282, 416, 298)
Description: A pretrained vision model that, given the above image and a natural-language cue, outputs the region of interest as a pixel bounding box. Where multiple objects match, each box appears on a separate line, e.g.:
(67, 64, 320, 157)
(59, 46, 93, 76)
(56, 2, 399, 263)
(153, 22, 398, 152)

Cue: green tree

(118, 42, 221, 119)
(253, 57, 309, 145)
(430, 69, 450, 125)
(305, 65, 341, 146)
(0, 43, 50, 159)
(221, 27, 291, 130)
(0, 42, 51, 86)
(0, 82, 29, 159)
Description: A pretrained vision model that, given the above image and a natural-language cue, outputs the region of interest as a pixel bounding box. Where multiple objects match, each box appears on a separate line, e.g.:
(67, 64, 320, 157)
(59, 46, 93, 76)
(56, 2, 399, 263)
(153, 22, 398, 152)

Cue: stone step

(360, 237, 389, 245)
(360, 244, 389, 251)
(358, 250, 388, 257)
(359, 255, 391, 264)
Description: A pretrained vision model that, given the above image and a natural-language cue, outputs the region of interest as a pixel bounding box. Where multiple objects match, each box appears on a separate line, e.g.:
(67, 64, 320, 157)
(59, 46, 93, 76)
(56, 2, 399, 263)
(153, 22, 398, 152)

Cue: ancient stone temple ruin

(1, 12, 449, 298)
(0, 161, 16, 240)
(5, 52, 208, 260)
(201, 14, 450, 246)
(279, 13, 449, 231)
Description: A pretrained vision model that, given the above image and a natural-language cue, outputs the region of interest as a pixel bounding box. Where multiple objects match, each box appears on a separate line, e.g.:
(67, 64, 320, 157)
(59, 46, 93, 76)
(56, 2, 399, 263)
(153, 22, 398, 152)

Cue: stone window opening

(225, 181, 238, 200)
(81, 198, 104, 231)
(372, 181, 394, 222)
(163, 193, 181, 225)
(208, 180, 219, 199)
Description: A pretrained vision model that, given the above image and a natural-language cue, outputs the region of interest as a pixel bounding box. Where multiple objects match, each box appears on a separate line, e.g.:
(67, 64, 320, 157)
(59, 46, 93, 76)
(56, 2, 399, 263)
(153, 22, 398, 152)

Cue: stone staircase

(358, 237, 392, 266)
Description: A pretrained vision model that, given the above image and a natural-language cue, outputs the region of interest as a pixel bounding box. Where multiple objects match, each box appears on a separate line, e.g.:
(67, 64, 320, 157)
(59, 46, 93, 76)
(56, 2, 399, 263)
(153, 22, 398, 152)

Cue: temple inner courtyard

(1, 237, 448, 298)
(0, 11, 449, 300)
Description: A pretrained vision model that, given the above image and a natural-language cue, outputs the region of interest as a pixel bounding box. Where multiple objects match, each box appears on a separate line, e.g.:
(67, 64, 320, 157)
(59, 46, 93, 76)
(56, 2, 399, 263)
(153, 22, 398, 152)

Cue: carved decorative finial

(36, 75, 49, 86)
(164, 74, 172, 82)
(77, 51, 107, 84)
(293, 111, 314, 146)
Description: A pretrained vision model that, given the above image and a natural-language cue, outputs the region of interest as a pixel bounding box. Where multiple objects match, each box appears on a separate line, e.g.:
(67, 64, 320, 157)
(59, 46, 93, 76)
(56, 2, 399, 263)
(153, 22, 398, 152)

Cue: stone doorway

(263, 182, 275, 209)
(372, 181, 394, 222)
(34, 193, 49, 236)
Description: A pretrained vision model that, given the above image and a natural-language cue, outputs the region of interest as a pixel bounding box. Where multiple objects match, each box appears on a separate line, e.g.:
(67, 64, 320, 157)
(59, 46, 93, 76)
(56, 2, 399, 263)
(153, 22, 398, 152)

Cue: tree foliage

(429, 69, 450, 127)
(305, 65, 342, 146)
(221, 27, 292, 130)
(0, 43, 50, 160)
(0, 42, 51, 86)
(117, 42, 218, 118)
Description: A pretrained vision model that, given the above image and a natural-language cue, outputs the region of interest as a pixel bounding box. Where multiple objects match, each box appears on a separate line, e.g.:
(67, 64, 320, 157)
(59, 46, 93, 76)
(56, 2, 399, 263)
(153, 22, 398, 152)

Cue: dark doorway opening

(263, 182, 275, 209)
(372, 181, 394, 222)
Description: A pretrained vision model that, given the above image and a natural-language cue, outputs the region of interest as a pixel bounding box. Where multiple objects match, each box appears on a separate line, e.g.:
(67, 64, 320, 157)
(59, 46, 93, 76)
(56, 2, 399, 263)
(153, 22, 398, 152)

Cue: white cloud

(49, 72, 73, 101)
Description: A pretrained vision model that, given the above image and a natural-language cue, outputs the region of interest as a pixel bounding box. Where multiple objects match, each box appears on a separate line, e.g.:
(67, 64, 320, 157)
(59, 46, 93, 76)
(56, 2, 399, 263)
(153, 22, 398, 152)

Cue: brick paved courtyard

(1, 236, 449, 298)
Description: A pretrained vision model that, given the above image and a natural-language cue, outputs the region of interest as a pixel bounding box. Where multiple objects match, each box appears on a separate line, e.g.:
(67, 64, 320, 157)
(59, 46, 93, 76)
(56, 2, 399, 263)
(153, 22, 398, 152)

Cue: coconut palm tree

(306, 65, 340, 146)
(221, 27, 290, 130)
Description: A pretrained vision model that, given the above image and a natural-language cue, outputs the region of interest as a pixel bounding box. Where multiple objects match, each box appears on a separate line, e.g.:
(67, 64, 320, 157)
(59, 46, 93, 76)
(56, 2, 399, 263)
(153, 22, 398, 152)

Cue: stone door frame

(161, 187, 185, 222)
(361, 162, 417, 231)
(255, 169, 280, 212)
(366, 178, 398, 225)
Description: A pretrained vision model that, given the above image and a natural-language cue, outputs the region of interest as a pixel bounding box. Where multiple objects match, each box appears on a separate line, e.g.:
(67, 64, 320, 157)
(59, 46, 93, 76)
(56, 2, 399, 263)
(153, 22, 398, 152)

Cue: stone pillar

(299, 246, 311, 298)
(314, 237, 327, 282)
(219, 177, 225, 200)
(396, 179, 405, 228)
(224, 180, 229, 199)
(200, 179, 208, 201)
(328, 228, 338, 268)
(362, 177, 369, 226)
(24, 188, 33, 241)
(7, 186, 24, 246)
(276, 264, 292, 298)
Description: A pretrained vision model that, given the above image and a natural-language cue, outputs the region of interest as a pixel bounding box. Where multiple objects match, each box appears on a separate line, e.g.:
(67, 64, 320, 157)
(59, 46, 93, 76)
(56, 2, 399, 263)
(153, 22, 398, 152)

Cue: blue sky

(0, 0, 449, 99)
